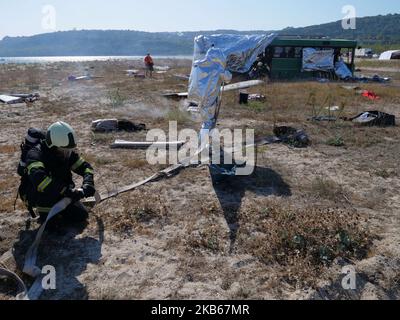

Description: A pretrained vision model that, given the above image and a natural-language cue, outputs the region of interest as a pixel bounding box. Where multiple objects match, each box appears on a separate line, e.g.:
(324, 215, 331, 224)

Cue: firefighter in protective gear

(25, 121, 95, 226)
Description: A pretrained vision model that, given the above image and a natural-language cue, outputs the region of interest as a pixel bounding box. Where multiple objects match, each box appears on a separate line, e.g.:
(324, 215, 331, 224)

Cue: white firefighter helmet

(46, 121, 77, 149)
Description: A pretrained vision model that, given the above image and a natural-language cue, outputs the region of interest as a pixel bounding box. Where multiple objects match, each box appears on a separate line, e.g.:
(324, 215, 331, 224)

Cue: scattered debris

(273, 126, 310, 148)
(110, 140, 186, 150)
(239, 92, 266, 104)
(326, 106, 340, 111)
(126, 69, 146, 78)
(335, 60, 353, 80)
(162, 92, 189, 100)
(309, 102, 343, 122)
(0, 93, 40, 104)
(362, 90, 380, 100)
(186, 101, 200, 112)
(0, 95, 23, 104)
(248, 93, 266, 102)
(370, 75, 391, 83)
(187, 106, 200, 112)
(164, 80, 265, 100)
(253, 135, 281, 146)
(91, 119, 146, 133)
(309, 110, 396, 127)
(351, 111, 395, 127)
(173, 74, 190, 81)
(251, 127, 310, 148)
(354, 75, 391, 83)
(68, 75, 102, 81)
(126, 69, 139, 76)
(309, 116, 338, 122)
(68, 75, 90, 81)
(341, 85, 361, 91)
(154, 66, 170, 71)
(222, 80, 264, 92)
(239, 92, 249, 104)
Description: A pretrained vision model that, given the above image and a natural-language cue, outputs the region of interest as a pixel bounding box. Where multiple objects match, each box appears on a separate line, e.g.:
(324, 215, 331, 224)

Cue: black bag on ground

(273, 126, 310, 148)
(91, 119, 146, 133)
(117, 120, 146, 132)
(351, 111, 396, 127)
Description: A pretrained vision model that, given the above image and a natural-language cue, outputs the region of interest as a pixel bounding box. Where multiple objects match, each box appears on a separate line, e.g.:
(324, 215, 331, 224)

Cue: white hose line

(23, 198, 72, 278)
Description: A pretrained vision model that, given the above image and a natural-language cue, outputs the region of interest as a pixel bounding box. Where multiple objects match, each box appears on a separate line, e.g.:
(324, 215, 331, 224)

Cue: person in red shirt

(144, 53, 154, 78)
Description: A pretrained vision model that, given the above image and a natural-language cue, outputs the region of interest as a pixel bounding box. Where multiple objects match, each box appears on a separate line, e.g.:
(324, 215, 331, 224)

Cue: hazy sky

(0, 0, 399, 39)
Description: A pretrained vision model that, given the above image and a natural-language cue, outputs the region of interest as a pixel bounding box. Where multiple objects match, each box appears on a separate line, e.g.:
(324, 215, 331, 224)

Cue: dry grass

(90, 133, 115, 145)
(184, 204, 230, 254)
(166, 107, 193, 126)
(122, 157, 148, 169)
(0, 175, 24, 213)
(220, 81, 400, 139)
(373, 169, 397, 179)
(356, 59, 400, 69)
(0, 145, 18, 154)
(310, 177, 349, 202)
(82, 152, 117, 166)
(360, 187, 388, 210)
(97, 191, 168, 237)
(186, 225, 224, 254)
(178, 197, 374, 288)
(245, 101, 267, 113)
(326, 135, 345, 147)
(107, 88, 127, 109)
(237, 201, 373, 287)
(39, 96, 72, 116)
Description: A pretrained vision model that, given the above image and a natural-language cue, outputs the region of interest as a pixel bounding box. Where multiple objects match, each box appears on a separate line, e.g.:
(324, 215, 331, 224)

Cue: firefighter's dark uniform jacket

(25, 141, 94, 214)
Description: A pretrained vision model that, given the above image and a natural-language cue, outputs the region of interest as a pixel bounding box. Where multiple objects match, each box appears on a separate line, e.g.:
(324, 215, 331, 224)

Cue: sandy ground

(0, 59, 399, 300)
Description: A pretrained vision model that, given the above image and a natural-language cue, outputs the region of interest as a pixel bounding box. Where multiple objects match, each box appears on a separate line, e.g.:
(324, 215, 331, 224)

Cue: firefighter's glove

(65, 188, 85, 202)
(82, 184, 96, 198)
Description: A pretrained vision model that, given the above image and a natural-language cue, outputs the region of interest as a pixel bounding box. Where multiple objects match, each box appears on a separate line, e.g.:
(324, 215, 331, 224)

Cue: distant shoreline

(0, 55, 193, 64)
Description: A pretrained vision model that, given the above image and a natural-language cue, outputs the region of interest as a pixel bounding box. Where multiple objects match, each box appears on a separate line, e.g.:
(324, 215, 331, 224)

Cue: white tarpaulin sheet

(302, 48, 334, 72)
(379, 50, 400, 60)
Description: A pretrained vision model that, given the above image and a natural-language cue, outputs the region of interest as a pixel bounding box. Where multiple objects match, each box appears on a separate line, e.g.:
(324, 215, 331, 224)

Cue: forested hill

(281, 13, 400, 47)
(0, 13, 398, 56)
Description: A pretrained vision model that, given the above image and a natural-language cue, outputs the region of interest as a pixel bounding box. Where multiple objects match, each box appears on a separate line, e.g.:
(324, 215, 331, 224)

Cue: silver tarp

(188, 47, 232, 130)
(193, 33, 277, 73)
(335, 59, 353, 79)
(188, 34, 276, 176)
(302, 48, 334, 72)
(189, 33, 276, 130)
